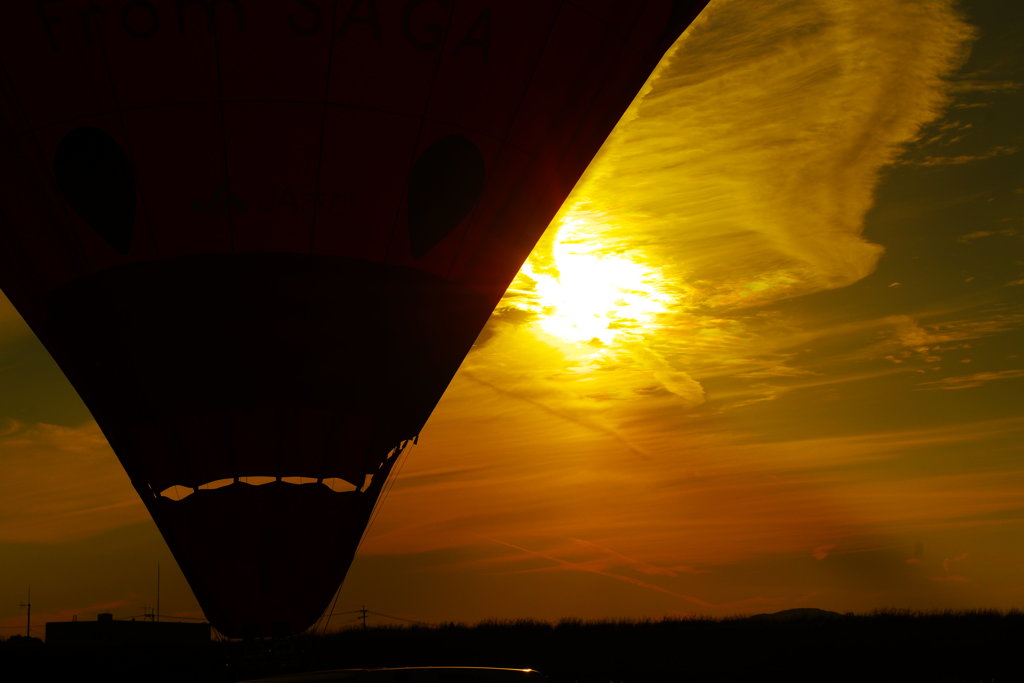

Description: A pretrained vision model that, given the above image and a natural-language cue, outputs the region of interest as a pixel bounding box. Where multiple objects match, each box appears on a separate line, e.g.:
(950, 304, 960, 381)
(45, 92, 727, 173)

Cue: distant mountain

(745, 608, 847, 621)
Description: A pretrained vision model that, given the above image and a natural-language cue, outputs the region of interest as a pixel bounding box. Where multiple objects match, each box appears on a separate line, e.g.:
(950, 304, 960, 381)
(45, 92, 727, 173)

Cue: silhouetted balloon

(0, 0, 707, 638)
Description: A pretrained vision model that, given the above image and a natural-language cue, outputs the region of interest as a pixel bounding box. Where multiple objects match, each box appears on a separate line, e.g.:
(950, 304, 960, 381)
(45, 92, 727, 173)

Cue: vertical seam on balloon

(382, 0, 459, 265)
(317, 406, 346, 500)
(91, 17, 160, 260)
(208, 22, 238, 484)
(274, 408, 288, 484)
(0, 56, 94, 279)
(0, 60, 60, 295)
(310, 0, 341, 256)
(486, 7, 647, 290)
(526, 2, 646, 274)
(556, 5, 646, 176)
(562, 1, 629, 39)
(210, 21, 235, 254)
(454, 1, 644, 287)
(444, 0, 567, 281)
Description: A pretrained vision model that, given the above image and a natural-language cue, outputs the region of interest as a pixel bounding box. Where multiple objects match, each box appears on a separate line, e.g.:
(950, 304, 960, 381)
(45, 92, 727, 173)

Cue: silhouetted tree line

(2, 610, 1022, 682)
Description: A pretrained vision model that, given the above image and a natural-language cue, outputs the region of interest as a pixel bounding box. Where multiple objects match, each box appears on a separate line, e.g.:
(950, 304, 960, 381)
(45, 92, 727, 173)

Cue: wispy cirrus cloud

(957, 228, 1019, 243)
(951, 79, 1023, 94)
(370, 339, 1024, 567)
(849, 312, 1024, 366)
(478, 0, 977, 429)
(486, 539, 718, 609)
(911, 145, 1019, 166)
(0, 292, 30, 343)
(0, 420, 145, 543)
(917, 369, 1024, 390)
(930, 553, 973, 583)
(574, 0, 975, 294)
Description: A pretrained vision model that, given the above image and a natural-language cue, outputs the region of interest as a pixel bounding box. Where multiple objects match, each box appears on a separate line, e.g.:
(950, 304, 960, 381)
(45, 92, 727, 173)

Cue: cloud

(0, 420, 146, 543)
(576, 0, 973, 293)
(478, 538, 754, 611)
(918, 120, 974, 147)
(0, 292, 30, 344)
(279, 1, 1015, 619)
(812, 544, 837, 561)
(633, 347, 705, 407)
(475, 0, 976, 435)
(845, 313, 1024, 366)
(917, 369, 1024, 391)
(911, 145, 1019, 166)
(957, 228, 1019, 243)
(367, 337, 1024, 571)
(942, 553, 968, 573)
(950, 79, 1023, 93)
(566, 537, 710, 578)
(930, 553, 972, 583)
(889, 314, 1024, 350)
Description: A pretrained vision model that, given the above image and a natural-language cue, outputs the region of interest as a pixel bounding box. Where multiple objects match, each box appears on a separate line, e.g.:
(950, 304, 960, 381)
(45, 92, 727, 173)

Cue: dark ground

(2, 610, 1021, 682)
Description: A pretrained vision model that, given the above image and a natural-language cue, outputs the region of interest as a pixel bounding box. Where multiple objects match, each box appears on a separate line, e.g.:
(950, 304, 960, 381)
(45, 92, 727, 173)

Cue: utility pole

(359, 605, 368, 630)
(156, 562, 161, 623)
(19, 587, 31, 638)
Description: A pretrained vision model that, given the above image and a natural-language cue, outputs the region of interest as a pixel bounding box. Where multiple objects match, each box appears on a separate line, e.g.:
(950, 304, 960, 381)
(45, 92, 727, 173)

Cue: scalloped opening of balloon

(159, 476, 361, 501)
(199, 478, 234, 491)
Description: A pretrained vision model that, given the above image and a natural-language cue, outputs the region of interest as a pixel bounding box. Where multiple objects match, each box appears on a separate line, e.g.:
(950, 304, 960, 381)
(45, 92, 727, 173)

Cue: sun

(508, 213, 672, 352)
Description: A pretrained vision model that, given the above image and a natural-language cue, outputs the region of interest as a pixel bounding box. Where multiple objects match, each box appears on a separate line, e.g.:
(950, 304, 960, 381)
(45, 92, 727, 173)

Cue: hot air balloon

(0, 0, 708, 637)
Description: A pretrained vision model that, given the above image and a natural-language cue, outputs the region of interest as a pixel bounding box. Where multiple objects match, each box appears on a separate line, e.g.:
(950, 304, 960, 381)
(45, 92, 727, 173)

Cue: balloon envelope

(0, 0, 708, 637)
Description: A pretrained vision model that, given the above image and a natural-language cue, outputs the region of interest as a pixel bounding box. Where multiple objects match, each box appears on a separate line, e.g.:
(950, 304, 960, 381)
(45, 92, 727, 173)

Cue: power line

(366, 610, 427, 626)
(321, 607, 427, 630)
(123, 613, 208, 622)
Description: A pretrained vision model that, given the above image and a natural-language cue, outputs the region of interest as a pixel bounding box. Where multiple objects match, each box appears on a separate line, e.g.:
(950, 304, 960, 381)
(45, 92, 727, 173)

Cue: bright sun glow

(511, 215, 672, 350)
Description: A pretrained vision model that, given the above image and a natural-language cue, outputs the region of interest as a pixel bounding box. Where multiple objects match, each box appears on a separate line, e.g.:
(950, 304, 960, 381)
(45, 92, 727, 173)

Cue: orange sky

(3, 0, 1023, 635)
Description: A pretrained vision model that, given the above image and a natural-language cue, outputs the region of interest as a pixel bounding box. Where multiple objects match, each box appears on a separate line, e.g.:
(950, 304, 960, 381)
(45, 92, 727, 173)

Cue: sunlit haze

(509, 213, 674, 351)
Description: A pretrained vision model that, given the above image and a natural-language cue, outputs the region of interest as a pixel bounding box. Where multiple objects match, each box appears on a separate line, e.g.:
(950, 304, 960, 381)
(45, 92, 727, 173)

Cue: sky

(2, 0, 1023, 636)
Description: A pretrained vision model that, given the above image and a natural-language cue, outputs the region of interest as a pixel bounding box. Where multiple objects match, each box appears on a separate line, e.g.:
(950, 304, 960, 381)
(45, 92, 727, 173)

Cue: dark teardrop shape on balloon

(407, 135, 485, 259)
(54, 127, 136, 253)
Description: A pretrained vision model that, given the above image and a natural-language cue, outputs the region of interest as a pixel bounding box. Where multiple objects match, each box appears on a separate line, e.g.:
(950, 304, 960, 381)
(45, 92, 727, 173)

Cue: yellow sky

(3, 0, 1023, 632)
(344, 0, 1024, 621)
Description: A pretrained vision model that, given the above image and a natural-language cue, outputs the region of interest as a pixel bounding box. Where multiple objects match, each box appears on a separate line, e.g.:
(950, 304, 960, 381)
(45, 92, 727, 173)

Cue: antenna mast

(19, 587, 31, 638)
